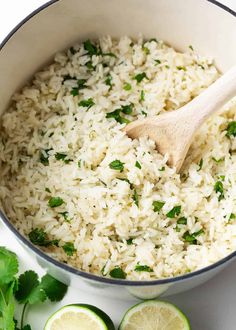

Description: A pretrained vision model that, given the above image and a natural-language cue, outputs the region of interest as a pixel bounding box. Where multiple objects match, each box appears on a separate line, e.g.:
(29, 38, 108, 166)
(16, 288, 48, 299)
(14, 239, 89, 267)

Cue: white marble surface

(0, 1, 236, 329)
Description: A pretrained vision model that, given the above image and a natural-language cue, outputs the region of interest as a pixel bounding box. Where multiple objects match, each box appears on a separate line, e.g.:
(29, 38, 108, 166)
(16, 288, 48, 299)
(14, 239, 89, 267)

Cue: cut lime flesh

(119, 300, 190, 330)
(44, 304, 115, 330)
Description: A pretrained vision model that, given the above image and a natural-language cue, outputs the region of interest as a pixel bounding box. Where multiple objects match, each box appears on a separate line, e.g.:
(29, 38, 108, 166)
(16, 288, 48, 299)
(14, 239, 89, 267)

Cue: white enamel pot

(0, 0, 236, 300)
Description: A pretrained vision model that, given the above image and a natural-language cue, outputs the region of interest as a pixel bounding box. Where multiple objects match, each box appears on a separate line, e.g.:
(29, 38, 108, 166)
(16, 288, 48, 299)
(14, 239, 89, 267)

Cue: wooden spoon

(124, 66, 236, 172)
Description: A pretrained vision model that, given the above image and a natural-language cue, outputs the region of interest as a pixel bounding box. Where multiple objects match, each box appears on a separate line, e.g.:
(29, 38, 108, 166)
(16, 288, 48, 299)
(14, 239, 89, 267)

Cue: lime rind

(119, 300, 190, 330)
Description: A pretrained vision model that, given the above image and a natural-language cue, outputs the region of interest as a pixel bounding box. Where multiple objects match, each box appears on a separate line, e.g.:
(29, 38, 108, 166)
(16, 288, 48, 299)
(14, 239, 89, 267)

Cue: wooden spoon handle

(180, 65, 236, 127)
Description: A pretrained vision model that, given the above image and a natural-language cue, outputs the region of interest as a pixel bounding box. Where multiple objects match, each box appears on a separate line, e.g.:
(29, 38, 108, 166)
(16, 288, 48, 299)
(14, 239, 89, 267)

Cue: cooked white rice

(1, 36, 236, 280)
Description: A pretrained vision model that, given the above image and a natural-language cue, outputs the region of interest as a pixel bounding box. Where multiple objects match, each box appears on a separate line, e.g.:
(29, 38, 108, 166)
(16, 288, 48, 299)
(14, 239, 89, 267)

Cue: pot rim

(0, 0, 235, 287)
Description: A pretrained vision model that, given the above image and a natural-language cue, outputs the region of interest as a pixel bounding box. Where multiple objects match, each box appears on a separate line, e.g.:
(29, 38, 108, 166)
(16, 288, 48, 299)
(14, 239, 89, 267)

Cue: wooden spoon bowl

(124, 66, 236, 172)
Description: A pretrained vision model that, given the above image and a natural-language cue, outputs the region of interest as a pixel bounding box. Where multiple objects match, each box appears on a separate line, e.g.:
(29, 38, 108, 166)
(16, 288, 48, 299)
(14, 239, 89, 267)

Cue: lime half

(44, 304, 115, 330)
(119, 300, 190, 330)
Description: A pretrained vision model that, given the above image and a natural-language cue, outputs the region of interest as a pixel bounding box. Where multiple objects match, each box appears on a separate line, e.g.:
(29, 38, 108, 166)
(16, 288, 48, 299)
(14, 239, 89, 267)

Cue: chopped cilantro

(83, 39, 99, 56)
(71, 88, 79, 96)
(135, 264, 153, 272)
(214, 181, 224, 200)
(28, 228, 59, 247)
(183, 229, 204, 244)
(106, 104, 133, 124)
(141, 110, 147, 117)
(226, 121, 236, 137)
(77, 160, 81, 168)
(121, 104, 133, 114)
(109, 159, 124, 172)
(78, 98, 95, 109)
(135, 161, 142, 169)
(153, 200, 165, 212)
(140, 90, 145, 102)
(142, 46, 150, 55)
(212, 157, 224, 163)
(70, 79, 87, 96)
(59, 211, 70, 222)
(133, 72, 147, 83)
(159, 166, 165, 171)
(55, 153, 72, 164)
(229, 213, 236, 221)
(62, 242, 76, 256)
(48, 197, 64, 208)
(109, 267, 127, 279)
(117, 178, 133, 189)
(189, 45, 194, 51)
(126, 238, 133, 245)
(197, 158, 203, 171)
(177, 217, 187, 225)
(123, 82, 132, 91)
(165, 65, 170, 69)
(154, 59, 161, 65)
(166, 205, 181, 218)
(85, 60, 94, 70)
(133, 189, 139, 207)
(77, 79, 87, 89)
(39, 149, 52, 166)
(176, 66, 187, 71)
(45, 187, 51, 193)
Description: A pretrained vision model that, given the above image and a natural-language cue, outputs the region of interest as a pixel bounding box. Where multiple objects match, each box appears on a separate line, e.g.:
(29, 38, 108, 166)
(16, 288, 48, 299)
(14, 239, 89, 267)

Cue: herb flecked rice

(1, 36, 236, 280)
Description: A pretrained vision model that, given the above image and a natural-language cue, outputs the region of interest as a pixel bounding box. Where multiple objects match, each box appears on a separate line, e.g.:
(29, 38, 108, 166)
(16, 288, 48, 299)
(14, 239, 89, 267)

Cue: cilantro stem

(0, 287, 6, 307)
(21, 303, 28, 330)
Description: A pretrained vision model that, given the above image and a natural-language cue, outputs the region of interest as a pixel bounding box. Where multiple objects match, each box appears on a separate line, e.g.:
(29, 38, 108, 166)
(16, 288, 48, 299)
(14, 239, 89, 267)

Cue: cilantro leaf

(152, 200, 165, 213)
(123, 82, 131, 91)
(0, 247, 18, 285)
(126, 238, 133, 245)
(154, 59, 161, 65)
(109, 267, 127, 279)
(15, 271, 46, 305)
(214, 181, 224, 201)
(134, 264, 153, 272)
(22, 325, 32, 330)
(55, 153, 72, 164)
(140, 90, 145, 102)
(48, 197, 64, 208)
(62, 242, 76, 256)
(109, 160, 124, 172)
(226, 121, 236, 137)
(135, 161, 142, 169)
(183, 229, 204, 244)
(39, 149, 52, 166)
(197, 158, 203, 171)
(166, 205, 181, 218)
(78, 98, 95, 109)
(28, 228, 59, 247)
(177, 217, 187, 225)
(83, 40, 99, 56)
(40, 274, 67, 302)
(133, 72, 147, 83)
(132, 189, 139, 207)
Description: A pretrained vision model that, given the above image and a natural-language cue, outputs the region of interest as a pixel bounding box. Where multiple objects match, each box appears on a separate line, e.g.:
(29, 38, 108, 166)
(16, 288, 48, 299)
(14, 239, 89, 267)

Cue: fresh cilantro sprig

(0, 247, 68, 330)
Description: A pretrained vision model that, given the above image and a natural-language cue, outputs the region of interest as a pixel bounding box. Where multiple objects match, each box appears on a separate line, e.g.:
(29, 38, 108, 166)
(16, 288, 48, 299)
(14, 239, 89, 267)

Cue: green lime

(119, 300, 190, 330)
(44, 304, 115, 330)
